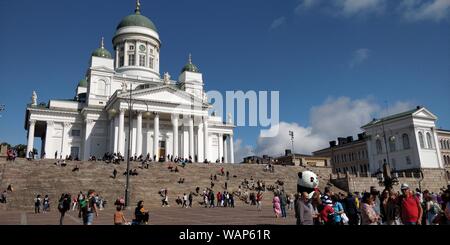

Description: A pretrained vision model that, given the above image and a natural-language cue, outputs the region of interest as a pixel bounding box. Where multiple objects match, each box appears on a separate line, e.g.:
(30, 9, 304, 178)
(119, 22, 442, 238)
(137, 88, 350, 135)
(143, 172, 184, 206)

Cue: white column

(61, 122, 70, 158)
(26, 120, 36, 156)
(113, 115, 119, 153)
(224, 135, 228, 163)
(44, 121, 54, 159)
(136, 112, 142, 157)
(115, 48, 119, 68)
(172, 114, 179, 158)
(432, 127, 443, 168)
(118, 109, 125, 155)
(230, 134, 235, 164)
(109, 117, 114, 153)
(189, 116, 194, 159)
(135, 41, 139, 65)
(203, 117, 209, 162)
(197, 122, 204, 162)
(218, 134, 223, 163)
(83, 119, 93, 160)
(153, 113, 160, 160)
(124, 41, 129, 66)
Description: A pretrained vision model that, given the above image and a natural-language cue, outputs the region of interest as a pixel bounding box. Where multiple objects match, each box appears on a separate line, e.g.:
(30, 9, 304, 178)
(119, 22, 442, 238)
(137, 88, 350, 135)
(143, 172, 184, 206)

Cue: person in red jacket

(399, 183, 423, 225)
(320, 199, 335, 225)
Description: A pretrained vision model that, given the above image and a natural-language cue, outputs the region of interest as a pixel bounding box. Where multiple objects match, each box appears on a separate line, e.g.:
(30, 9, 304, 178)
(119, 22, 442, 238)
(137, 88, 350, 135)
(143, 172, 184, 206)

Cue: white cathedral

(24, 1, 235, 163)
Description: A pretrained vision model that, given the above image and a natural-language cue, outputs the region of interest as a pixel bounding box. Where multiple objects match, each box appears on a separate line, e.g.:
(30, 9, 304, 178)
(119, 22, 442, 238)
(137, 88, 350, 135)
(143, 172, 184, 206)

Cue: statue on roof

(31, 91, 37, 106)
(227, 112, 233, 124)
(163, 72, 171, 84)
(121, 82, 127, 93)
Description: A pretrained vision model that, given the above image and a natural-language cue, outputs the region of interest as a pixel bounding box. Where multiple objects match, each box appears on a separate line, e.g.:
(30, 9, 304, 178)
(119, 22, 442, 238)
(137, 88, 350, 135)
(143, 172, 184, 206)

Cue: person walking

(81, 190, 98, 225)
(188, 192, 193, 208)
(34, 195, 42, 214)
(399, 183, 423, 225)
(256, 191, 263, 211)
(344, 193, 359, 225)
(384, 191, 400, 225)
(295, 192, 314, 225)
(280, 191, 287, 218)
(58, 193, 71, 225)
(332, 194, 345, 225)
(182, 193, 188, 208)
(273, 193, 281, 218)
(360, 193, 380, 225)
(43, 195, 50, 213)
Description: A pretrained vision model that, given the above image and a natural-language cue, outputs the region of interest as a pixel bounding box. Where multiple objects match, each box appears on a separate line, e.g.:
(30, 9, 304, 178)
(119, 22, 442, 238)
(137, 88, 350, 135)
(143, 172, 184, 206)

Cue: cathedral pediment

(91, 66, 115, 73)
(413, 107, 437, 120)
(118, 85, 208, 107)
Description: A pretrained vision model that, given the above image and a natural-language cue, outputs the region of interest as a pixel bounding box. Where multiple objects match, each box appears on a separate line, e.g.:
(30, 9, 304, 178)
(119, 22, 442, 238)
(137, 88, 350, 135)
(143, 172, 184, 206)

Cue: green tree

(13, 144, 28, 158)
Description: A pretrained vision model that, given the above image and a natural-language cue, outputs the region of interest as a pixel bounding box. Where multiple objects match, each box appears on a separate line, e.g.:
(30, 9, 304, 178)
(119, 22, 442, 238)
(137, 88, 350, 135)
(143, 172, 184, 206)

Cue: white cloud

(233, 138, 255, 163)
(335, 0, 386, 16)
(294, 0, 385, 17)
(349, 48, 371, 68)
(234, 97, 414, 161)
(400, 0, 450, 22)
(295, 0, 321, 14)
(309, 97, 380, 138)
(269, 16, 286, 30)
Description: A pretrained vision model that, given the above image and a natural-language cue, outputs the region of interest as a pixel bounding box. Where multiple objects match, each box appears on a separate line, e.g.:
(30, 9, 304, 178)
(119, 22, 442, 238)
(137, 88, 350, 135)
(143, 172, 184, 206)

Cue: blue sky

(0, 0, 449, 159)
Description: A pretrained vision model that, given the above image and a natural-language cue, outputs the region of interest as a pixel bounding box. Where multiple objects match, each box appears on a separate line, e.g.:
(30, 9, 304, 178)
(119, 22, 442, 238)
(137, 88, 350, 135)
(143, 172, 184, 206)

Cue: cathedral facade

(24, 1, 235, 163)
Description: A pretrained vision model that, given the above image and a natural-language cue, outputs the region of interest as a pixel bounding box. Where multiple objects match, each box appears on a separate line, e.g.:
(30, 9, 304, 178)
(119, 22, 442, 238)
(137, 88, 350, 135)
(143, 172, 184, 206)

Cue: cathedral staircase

(0, 159, 344, 210)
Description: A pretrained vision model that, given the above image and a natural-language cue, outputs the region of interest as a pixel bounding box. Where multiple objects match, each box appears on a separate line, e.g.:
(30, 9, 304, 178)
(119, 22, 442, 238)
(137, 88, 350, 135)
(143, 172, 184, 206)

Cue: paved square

(0, 205, 297, 225)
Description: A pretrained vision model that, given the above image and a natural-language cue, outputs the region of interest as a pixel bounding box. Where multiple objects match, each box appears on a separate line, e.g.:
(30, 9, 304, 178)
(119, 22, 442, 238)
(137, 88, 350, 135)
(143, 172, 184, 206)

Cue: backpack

(58, 199, 65, 212)
(79, 199, 88, 213)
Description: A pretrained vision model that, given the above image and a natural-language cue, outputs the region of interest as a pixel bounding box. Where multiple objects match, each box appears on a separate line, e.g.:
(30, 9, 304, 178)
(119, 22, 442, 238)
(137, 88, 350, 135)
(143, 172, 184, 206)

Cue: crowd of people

(293, 184, 450, 225)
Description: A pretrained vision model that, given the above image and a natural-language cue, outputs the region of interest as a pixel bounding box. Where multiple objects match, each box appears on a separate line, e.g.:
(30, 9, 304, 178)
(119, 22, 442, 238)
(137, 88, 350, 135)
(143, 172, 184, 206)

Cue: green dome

(78, 78, 87, 87)
(182, 63, 200, 73)
(116, 13, 157, 32)
(181, 54, 200, 73)
(92, 47, 112, 59)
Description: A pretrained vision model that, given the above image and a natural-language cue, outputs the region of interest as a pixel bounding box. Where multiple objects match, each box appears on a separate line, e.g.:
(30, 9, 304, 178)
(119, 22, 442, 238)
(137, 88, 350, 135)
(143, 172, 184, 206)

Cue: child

(114, 206, 127, 225)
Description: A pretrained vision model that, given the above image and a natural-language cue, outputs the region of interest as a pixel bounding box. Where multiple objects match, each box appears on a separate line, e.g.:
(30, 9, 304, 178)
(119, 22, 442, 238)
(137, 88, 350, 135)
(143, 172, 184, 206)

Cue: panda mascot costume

(297, 170, 319, 198)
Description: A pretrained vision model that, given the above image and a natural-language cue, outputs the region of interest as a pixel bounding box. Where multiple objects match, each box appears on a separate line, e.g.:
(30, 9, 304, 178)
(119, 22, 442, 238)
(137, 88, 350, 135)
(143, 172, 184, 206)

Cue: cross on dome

(135, 0, 141, 14)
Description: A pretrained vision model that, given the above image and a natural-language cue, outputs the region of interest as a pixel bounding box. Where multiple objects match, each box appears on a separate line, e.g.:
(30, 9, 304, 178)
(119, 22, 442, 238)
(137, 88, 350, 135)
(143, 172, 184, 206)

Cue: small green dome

(92, 47, 112, 59)
(78, 78, 87, 87)
(181, 54, 200, 73)
(182, 63, 200, 73)
(117, 13, 157, 32)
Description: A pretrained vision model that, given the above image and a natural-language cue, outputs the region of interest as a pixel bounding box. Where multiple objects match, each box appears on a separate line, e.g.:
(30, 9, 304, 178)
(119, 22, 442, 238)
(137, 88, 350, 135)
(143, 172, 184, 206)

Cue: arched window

(426, 132, 433, 149)
(446, 140, 450, 149)
(402, 134, 410, 150)
(418, 132, 425, 149)
(391, 158, 396, 170)
(376, 139, 382, 154)
(441, 140, 444, 149)
(389, 137, 396, 152)
(97, 80, 106, 96)
(444, 155, 448, 165)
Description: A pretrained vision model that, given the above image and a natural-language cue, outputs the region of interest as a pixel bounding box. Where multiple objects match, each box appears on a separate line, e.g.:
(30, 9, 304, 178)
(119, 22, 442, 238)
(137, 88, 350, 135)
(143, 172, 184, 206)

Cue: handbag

(341, 213, 349, 224)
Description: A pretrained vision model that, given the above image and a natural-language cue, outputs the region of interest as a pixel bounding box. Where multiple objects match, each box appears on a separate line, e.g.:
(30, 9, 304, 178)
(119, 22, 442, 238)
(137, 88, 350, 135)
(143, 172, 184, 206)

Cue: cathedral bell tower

(112, 0, 161, 79)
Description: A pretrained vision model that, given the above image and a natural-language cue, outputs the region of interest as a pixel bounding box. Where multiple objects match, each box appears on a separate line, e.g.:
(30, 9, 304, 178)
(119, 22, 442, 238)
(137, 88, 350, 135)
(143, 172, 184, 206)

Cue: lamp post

(377, 163, 399, 191)
(125, 84, 134, 208)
